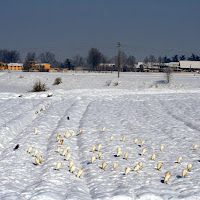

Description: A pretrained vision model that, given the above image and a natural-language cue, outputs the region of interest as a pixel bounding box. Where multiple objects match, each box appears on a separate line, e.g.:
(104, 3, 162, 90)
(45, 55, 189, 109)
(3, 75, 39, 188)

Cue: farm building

(7, 63, 23, 70)
(0, 62, 6, 70)
(179, 61, 200, 71)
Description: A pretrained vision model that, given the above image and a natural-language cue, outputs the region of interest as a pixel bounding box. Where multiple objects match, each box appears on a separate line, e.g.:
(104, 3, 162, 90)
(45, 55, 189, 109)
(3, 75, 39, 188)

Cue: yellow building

(7, 63, 23, 70)
(0, 62, 6, 70)
(35, 63, 51, 72)
(35, 63, 51, 69)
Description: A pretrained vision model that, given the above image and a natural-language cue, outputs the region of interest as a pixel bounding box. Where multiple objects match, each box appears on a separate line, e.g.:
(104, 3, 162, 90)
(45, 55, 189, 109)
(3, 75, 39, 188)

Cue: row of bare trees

(1, 48, 200, 71)
(144, 54, 200, 65)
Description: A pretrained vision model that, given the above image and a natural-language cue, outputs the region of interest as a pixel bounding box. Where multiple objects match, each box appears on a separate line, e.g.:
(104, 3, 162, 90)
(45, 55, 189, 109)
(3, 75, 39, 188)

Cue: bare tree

(126, 55, 136, 71)
(0, 49, 21, 63)
(143, 56, 149, 64)
(158, 56, 164, 65)
(87, 48, 102, 71)
(165, 67, 172, 84)
(39, 51, 59, 67)
(144, 55, 156, 69)
(71, 55, 85, 68)
(148, 55, 156, 66)
(25, 52, 37, 62)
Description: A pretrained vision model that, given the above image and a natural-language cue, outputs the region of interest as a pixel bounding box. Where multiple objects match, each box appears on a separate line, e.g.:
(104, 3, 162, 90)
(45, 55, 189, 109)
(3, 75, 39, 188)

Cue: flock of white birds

(27, 125, 198, 186)
(1, 71, 200, 199)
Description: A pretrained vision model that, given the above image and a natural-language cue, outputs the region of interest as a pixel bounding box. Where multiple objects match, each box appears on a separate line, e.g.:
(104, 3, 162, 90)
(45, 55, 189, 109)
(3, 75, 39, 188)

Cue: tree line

(1, 48, 200, 71)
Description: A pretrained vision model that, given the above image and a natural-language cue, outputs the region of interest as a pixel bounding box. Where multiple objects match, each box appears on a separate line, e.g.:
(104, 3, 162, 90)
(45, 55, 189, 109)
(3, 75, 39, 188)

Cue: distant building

(180, 61, 200, 71)
(23, 61, 51, 72)
(35, 63, 51, 71)
(98, 63, 116, 71)
(0, 62, 6, 70)
(137, 61, 181, 72)
(137, 62, 161, 72)
(7, 63, 23, 70)
(165, 62, 180, 71)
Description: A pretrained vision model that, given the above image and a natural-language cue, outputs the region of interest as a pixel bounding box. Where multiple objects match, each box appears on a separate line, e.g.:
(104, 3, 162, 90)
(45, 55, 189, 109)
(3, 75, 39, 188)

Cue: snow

(0, 71, 200, 200)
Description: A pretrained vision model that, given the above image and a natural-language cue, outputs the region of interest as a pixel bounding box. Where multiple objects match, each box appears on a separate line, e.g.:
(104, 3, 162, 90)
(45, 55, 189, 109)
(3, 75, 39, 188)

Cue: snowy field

(0, 71, 200, 200)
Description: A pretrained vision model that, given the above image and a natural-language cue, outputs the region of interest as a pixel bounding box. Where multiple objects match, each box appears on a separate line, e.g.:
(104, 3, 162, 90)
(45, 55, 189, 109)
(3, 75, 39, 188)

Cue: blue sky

(1, 0, 200, 61)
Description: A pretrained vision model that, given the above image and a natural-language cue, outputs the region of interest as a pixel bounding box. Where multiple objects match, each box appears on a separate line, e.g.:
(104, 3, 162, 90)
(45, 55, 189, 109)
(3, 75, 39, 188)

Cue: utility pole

(117, 42, 121, 78)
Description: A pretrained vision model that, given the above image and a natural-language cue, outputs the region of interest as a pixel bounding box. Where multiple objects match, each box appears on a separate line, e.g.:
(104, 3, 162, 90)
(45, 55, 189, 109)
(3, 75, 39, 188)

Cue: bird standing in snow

(35, 127, 38, 135)
(102, 127, 106, 132)
(164, 171, 171, 184)
(182, 169, 188, 178)
(134, 138, 138, 144)
(70, 165, 77, 173)
(125, 167, 132, 175)
(13, 144, 19, 151)
(27, 146, 33, 154)
(134, 164, 140, 172)
(141, 140, 146, 146)
(60, 138, 64, 145)
(113, 162, 118, 170)
(160, 145, 164, 152)
(66, 154, 72, 161)
(92, 146, 96, 153)
(98, 144, 102, 152)
(151, 154, 157, 160)
(65, 131, 70, 138)
(56, 162, 62, 170)
(177, 156, 183, 164)
(187, 163, 192, 171)
(110, 136, 114, 141)
(69, 160, 74, 168)
(34, 150, 39, 157)
(157, 162, 163, 170)
(98, 152, 103, 159)
(142, 148, 147, 155)
(57, 145, 61, 153)
(56, 136, 60, 142)
(62, 149, 68, 156)
(71, 132, 75, 137)
(102, 162, 108, 170)
(122, 136, 126, 142)
(39, 155, 43, 164)
(91, 156, 96, 164)
(57, 132, 61, 137)
(194, 144, 198, 150)
(66, 146, 70, 152)
(117, 149, 122, 157)
(124, 152, 129, 160)
(35, 157, 39, 165)
(138, 162, 143, 167)
(77, 169, 85, 178)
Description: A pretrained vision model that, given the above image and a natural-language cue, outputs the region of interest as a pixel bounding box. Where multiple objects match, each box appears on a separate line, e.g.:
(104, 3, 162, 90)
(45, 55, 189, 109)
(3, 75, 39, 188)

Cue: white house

(179, 61, 200, 70)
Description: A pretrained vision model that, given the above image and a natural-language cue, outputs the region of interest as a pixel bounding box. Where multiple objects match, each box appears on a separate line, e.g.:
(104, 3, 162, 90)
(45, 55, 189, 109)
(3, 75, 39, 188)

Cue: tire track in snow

(58, 96, 93, 200)
(0, 98, 52, 154)
(18, 98, 75, 199)
(19, 97, 92, 200)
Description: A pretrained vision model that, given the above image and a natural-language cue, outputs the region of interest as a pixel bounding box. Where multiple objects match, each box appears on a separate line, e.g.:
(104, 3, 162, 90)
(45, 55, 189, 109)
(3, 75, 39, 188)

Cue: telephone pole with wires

(117, 42, 121, 78)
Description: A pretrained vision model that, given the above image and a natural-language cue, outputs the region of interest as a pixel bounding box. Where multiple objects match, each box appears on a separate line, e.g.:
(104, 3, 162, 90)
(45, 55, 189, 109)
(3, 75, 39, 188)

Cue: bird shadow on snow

(176, 175, 182, 179)
(33, 163, 37, 166)
(160, 180, 165, 183)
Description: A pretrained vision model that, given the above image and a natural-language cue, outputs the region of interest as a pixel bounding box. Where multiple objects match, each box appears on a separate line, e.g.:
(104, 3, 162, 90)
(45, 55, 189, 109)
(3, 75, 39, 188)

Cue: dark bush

(31, 80, 47, 92)
(54, 77, 62, 85)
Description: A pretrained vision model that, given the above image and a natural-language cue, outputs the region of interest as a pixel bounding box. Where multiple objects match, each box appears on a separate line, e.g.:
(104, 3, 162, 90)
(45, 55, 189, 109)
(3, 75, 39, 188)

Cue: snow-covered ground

(0, 71, 200, 200)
